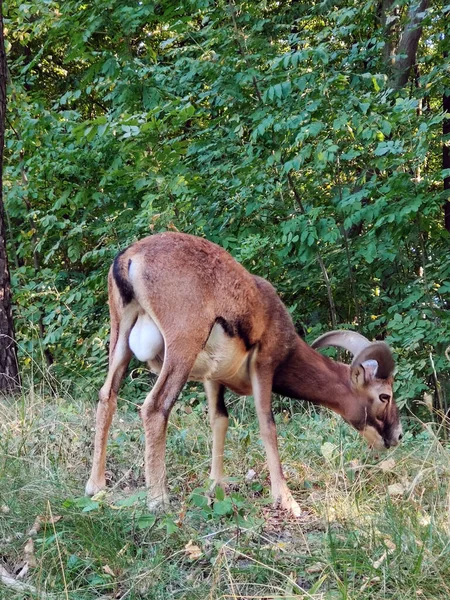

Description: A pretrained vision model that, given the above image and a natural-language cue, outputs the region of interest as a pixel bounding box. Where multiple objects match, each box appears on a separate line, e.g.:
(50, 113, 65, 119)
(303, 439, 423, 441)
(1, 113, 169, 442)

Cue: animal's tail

(112, 248, 135, 305)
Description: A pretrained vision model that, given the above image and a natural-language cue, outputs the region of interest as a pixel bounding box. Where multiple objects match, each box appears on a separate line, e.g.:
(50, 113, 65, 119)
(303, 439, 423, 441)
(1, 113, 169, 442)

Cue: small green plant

(1, 386, 450, 599)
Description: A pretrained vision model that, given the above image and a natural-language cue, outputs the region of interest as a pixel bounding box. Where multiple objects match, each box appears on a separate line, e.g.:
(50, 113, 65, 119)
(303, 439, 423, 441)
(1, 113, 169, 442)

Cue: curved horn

(352, 342, 395, 379)
(311, 330, 395, 379)
(311, 330, 371, 356)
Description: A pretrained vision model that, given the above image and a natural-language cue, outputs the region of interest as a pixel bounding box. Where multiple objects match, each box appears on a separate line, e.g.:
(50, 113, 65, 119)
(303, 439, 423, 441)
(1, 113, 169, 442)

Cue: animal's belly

(189, 323, 249, 381)
(129, 316, 250, 385)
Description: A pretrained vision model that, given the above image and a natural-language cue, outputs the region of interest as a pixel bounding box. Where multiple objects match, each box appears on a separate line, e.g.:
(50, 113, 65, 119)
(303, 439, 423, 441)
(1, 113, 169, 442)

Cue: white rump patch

(129, 313, 164, 362)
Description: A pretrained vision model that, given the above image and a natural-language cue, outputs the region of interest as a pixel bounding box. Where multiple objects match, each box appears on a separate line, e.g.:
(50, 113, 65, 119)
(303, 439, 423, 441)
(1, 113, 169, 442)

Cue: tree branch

(228, 0, 263, 104)
(287, 174, 338, 329)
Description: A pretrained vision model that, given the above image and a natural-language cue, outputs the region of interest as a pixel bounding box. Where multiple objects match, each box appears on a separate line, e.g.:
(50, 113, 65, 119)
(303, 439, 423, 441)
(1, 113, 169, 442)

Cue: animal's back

(129, 232, 258, 302)
(119, 233, 266, 342)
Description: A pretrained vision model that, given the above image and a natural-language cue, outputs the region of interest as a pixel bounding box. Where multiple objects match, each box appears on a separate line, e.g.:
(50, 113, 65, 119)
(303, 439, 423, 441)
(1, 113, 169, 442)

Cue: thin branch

(336, 156, 361, 324)
(228, 0, 263, 103)
(5, 114, 20, 139)
(287, 173, 338, 329)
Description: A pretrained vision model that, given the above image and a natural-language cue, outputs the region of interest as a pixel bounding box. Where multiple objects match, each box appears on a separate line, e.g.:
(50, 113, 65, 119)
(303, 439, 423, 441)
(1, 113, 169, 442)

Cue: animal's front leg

(250, 365, 301, 517)
(204, 380, 228, 488)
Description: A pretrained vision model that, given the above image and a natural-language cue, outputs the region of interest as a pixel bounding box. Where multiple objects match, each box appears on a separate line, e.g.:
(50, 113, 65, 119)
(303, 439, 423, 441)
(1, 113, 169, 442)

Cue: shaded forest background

(2, 0, 450, 413)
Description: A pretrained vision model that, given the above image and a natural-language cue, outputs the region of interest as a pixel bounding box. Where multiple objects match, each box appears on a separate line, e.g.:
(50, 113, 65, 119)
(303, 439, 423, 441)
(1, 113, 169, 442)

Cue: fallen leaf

(360, 576, 381, 592)
(320, 442, 337, 462)
(245, 469, 257, 481)
(387, 483, 405, 496)
(384, 538, 396, 552)
(379, 458, 396, 472)
(15, 563, 29, 580)
(23, 537, 36, 568)
(184, 540, 202, 560)
(372, 551, 387, 569)
(102, 565, 115, 577)
(28, 517, 42, 536)
(306, 562, 324, 574)
(418, 512, 431, 526)
(28, 514, 62, 536)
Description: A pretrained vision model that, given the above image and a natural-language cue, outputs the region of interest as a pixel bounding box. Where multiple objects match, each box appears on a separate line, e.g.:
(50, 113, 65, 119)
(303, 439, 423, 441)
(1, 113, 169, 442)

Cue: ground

(0, 383, 449, 599)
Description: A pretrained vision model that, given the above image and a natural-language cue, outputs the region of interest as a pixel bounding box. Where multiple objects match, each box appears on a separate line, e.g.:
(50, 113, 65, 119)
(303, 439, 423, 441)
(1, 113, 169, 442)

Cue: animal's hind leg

(140, 325, 211, 512)
(204, 380, 228, 487)
(140, 352, 195, 511)
(85, 308, 134, 496)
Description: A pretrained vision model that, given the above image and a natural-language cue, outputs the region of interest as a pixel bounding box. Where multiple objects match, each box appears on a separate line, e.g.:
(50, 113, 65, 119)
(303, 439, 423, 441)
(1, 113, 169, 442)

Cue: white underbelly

(189, 322, 249, 381)
(129, 316, 248, 382)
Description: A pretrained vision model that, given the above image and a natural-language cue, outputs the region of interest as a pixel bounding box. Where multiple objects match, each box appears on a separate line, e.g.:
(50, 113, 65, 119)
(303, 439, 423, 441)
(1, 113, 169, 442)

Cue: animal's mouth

(384, 436, 401, 449)
(360, 425, 385, 450)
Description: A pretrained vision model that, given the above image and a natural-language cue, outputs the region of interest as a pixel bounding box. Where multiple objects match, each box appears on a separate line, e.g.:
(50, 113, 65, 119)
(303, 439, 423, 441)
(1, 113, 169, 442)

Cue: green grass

(1, 385, 450, 599)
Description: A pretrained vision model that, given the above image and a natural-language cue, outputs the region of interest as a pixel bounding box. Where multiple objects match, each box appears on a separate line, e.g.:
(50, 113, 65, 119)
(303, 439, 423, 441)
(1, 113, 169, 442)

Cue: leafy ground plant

(1, 384, 450, 599)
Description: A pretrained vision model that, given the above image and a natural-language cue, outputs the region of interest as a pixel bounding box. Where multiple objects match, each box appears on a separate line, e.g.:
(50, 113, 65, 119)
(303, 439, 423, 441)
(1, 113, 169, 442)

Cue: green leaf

(137, 514, 157, 530)
(213, 499, 233, 516)
(82, 501, 100, 513)
(215, 485, 225, 501)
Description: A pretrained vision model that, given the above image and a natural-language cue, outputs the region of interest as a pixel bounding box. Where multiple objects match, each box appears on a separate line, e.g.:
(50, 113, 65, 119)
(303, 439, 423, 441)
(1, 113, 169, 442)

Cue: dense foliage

(3, 0, 449, 412)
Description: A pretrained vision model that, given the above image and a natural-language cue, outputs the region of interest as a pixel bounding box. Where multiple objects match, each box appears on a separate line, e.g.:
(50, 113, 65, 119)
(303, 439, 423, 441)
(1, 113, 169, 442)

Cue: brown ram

(86, 232, 401, 516)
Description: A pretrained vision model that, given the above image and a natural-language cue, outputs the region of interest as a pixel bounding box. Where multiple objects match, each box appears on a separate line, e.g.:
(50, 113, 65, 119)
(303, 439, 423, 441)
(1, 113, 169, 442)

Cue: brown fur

(86, 232, 401, 516)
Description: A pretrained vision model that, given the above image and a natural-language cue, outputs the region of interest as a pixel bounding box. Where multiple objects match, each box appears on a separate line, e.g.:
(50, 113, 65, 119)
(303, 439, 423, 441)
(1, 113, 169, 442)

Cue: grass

(1, 382, 450, 599)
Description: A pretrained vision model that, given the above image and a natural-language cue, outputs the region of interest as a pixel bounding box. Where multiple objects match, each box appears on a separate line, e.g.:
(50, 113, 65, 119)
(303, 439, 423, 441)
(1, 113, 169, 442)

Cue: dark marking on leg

(113, 249, 134, 304)
(266, 409, 276, 427)
(161, 404, 172, 420)
(216, 386, 228, 418)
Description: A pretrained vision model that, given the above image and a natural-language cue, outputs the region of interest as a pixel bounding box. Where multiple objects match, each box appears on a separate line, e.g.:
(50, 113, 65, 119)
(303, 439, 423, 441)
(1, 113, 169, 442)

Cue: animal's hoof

(274, 493, 301, 518)
(85, 478, 105, 497)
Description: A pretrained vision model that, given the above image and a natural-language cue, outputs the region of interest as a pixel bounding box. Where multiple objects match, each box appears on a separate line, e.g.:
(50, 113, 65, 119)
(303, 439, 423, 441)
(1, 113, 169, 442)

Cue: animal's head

(312, 331, 402, 450)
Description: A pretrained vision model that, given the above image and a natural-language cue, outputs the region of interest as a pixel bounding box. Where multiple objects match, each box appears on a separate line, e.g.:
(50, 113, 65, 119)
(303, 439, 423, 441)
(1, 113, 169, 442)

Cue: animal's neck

(272, 337, 353, 418)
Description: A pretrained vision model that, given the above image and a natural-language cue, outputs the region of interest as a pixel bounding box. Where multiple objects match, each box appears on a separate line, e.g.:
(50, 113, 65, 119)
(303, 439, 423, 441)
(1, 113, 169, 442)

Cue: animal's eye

(379, 394, 391, 403)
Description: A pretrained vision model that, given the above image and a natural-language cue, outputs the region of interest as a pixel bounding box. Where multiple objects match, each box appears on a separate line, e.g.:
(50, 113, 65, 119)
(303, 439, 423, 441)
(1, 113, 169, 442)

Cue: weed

(1, 386, 449, 599)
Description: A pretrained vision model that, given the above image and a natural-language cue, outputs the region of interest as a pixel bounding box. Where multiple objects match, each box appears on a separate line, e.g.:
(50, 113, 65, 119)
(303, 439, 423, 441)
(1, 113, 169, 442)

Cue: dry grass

(1, 383, 450, 599)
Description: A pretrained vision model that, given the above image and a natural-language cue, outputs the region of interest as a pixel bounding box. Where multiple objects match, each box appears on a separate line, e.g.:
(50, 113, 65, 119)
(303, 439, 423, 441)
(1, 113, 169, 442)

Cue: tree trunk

(0, 1, 20, 392)
(390, 0, 428, 90)
(444, 67, 450, 233)
(380, 0, 396, 68)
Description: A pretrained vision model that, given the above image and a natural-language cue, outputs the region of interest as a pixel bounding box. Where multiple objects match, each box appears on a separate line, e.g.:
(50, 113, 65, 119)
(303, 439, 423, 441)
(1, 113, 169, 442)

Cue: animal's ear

(351, 359, 378, 387)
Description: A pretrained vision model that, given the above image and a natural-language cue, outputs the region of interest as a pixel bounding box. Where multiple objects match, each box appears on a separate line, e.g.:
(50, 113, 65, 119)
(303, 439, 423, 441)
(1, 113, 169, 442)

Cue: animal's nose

(394, 431, 404, 445)
(389, 428, 403, 448)
(387, 432, 402, 448)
